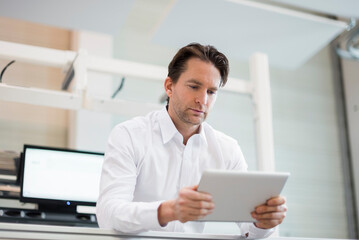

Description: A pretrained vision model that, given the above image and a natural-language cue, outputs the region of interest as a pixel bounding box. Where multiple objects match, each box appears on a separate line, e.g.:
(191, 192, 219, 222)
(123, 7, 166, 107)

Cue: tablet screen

(197, 170, 289, 222)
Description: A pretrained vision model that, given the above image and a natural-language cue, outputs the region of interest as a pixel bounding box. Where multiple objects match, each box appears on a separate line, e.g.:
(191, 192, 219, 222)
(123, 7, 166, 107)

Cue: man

(96, 43, 287, 238)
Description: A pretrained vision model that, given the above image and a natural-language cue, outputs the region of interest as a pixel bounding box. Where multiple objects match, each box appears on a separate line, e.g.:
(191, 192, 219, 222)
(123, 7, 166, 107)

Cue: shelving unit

(0, 40, 275, 171)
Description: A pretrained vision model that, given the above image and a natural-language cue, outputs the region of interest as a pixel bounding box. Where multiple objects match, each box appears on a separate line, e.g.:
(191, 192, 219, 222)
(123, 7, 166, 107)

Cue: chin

(189, 118, 204, 125)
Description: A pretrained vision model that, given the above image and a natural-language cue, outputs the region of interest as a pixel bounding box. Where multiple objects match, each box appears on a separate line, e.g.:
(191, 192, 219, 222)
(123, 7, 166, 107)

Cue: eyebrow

(187, 79, 219, 91)
(187, 79, 202, 85)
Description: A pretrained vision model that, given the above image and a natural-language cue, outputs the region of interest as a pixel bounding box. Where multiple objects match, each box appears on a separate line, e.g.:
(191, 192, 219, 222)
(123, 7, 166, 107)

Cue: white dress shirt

(96, 107, 274, 238)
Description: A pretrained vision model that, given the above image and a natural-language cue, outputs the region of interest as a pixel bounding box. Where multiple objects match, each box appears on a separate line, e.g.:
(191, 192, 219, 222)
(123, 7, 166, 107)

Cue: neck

(176, 123, 199, 145)
(167, 105, 200, 145)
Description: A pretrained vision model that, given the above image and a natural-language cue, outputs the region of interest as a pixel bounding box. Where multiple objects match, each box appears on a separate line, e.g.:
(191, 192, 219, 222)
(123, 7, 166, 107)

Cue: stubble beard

(175, 106, 207, 126)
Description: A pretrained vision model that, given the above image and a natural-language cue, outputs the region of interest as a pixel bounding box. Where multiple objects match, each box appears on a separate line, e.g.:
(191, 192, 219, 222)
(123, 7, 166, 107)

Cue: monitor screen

(20, 145, 104, 209)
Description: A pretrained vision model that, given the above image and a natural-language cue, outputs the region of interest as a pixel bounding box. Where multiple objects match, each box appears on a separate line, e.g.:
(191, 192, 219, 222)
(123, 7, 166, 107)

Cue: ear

(164, 77, 174, 98)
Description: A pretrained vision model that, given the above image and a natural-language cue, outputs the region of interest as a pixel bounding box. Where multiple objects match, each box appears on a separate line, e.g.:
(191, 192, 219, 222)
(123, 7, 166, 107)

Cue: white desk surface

(0, 222, 352, 240)
(0, 222, 240, 240)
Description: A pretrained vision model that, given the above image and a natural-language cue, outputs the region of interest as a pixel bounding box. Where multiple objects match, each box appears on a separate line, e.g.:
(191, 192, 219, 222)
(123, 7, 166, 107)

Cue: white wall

(342, 58, 359, 231)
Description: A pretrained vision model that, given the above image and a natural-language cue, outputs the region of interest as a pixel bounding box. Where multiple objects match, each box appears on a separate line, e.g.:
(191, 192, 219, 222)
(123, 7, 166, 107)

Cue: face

(165, 58, 221, 129)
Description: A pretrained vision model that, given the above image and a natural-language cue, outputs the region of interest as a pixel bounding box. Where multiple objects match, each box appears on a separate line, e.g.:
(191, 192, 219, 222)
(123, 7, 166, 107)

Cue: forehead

(180, 58, 221, 86)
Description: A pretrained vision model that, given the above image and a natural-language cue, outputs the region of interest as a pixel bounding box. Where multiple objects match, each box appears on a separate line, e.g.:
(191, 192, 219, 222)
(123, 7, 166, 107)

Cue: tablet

(197, 169, 290, 222)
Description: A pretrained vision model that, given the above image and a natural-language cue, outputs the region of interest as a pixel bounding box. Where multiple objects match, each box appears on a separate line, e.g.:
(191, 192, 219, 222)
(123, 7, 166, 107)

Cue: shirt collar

(198, 124, 208, 147)
(158, 107, 179, 144)
(158, 106, 208, 147)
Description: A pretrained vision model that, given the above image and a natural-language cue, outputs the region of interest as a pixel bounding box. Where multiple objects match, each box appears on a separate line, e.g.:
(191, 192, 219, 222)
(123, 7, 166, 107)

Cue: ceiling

(0, 0, 356, 69)
(151, 0, 346, 69)
(271, 0, 359, 19)
(0, 0, 135, 35)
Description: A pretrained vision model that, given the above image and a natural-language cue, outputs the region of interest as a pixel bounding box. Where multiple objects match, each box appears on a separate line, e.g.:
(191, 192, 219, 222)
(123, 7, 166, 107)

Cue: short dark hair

(167, 43, 229, 87)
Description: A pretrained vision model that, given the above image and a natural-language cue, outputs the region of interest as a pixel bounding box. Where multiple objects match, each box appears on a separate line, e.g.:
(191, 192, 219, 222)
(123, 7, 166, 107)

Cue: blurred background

(0, 0, 358, 238)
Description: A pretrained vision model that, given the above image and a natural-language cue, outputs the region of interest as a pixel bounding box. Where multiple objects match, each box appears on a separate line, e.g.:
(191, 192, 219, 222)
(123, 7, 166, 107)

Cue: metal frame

(0, 40, 275, 172)
(331, 38, 359, 238)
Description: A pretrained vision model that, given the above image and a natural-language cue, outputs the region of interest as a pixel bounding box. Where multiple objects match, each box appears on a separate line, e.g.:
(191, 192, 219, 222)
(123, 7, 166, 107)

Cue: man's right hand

(157, 185, 215, 226)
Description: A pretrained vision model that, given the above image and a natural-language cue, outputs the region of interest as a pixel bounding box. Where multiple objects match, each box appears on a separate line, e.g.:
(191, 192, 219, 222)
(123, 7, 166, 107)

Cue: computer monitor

(20, 145, 104, 213)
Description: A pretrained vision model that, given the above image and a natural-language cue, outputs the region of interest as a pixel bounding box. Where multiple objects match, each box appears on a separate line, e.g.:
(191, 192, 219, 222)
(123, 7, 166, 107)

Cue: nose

(195, 90, 208, 105)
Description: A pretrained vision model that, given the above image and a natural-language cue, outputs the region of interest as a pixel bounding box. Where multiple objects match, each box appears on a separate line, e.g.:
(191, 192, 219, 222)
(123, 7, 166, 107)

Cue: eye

(208, 90, 217, 95)
(189, 85, 198, 90)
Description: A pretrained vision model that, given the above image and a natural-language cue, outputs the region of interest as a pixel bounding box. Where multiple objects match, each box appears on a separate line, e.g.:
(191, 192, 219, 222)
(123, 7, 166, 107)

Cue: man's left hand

(251, 196, 287, 229)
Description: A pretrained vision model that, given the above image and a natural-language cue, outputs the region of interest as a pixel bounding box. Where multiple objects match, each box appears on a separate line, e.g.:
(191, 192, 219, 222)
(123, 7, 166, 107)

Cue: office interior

(0, 0, 358, 239)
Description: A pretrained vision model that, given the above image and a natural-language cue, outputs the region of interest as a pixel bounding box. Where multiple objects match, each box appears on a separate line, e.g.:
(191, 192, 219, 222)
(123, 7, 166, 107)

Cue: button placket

(175, 136, 185, 191)
(179, 137, 196, 189)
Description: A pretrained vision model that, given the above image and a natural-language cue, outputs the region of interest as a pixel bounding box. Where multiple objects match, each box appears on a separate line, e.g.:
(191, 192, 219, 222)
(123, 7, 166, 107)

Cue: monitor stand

(0, 206, 98, 227)
(38, 203, 77, 214)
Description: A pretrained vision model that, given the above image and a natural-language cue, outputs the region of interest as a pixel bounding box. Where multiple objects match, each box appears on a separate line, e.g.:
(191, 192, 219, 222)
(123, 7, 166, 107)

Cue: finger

(255, 205, 287, 214)
(179, 206, 213, 217)
(252, 211, 286, 220)
(191, 185, 199, 191)
(177, 198, 214, 210)
(255, 219, 283, 229)
(177, 200, 214, 213)
(189, 208, 213, 216)
(254, 203, 266, 210)
(267, 196, 286, 206)
(179, 188, 212, 201)
(184, 185, 199, 192)
(186, 200, 215, 210)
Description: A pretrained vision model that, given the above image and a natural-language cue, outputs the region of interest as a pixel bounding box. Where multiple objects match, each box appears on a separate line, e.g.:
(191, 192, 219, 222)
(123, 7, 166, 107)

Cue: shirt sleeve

(96, 125, 165, 233)
(228, 143, 248, 171)
(238, 223, 275, 239)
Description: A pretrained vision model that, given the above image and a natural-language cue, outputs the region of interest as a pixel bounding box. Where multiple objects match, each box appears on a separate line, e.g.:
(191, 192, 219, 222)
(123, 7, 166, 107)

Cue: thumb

(191, 184, 199, 191)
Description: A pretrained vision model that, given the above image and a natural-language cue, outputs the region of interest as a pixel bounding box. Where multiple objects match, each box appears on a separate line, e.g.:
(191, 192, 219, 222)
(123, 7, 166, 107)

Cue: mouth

(189, 108, 205, 114)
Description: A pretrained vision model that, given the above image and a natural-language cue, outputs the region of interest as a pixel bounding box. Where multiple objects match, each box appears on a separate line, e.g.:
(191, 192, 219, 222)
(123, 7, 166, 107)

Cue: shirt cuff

(241, 223, 275, 239)
(138, 200, 167, 231)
